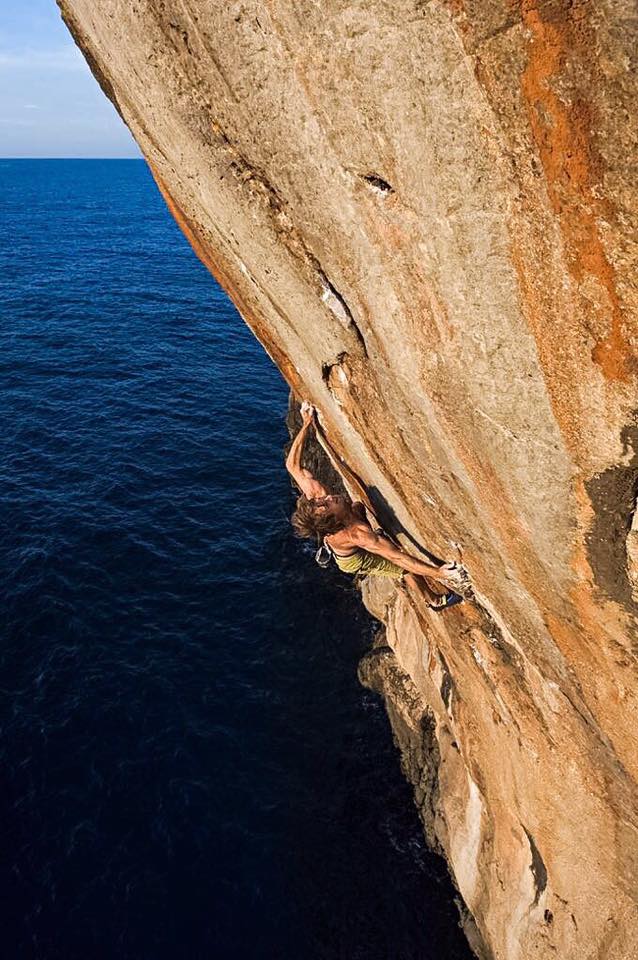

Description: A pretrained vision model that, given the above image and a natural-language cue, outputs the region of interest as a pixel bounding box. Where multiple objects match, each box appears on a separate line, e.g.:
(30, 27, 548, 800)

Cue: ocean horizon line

(0, 155, 144, 161)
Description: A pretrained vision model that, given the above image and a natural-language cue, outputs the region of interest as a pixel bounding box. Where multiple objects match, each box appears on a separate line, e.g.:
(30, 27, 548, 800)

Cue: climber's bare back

(326, 517, 400, 557)
(322, 501, 378, 556)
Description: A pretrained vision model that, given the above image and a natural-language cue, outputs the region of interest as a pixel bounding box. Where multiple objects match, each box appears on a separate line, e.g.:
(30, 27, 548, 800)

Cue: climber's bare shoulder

(331, 521, 383, 554)
(347, 523, 385, 550)
(326, 520, 367, 552)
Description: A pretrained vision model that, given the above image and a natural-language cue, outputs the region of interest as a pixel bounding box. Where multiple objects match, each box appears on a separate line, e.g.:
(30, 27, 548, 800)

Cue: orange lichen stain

(509, 239, 584, 456)
(439, 0, 474, 42)
(443, 0, 466, 17)
(441, 0, 469, 30)
(148, 162, 302, 392)
(519, 2, 632, 382)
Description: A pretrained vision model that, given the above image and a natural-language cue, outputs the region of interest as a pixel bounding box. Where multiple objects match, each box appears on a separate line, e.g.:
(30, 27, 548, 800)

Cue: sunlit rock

(58, 2, 638, 956)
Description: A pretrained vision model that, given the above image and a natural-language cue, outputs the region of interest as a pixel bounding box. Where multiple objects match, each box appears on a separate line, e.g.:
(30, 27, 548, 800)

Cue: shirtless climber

(286, 403, 464, 610)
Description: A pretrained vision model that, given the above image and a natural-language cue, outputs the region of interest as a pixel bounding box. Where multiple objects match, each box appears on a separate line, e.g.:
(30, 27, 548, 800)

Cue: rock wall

(58, 1, 638, 957)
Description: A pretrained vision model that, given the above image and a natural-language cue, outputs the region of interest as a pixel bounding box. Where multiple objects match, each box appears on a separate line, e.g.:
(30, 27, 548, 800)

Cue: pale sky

(0, 0, 140, 157)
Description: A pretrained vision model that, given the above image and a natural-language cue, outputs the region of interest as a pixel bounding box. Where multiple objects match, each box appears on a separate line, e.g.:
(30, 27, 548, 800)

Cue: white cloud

(0, 117, 37, 127)
(0, 46, 84, 71)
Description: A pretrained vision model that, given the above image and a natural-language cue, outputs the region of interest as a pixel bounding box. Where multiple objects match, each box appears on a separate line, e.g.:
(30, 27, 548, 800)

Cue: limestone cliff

(58, 1, 638, 957)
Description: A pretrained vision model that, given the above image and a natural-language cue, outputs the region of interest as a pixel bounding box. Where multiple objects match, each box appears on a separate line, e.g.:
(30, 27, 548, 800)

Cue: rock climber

(286, 403, 464, 610)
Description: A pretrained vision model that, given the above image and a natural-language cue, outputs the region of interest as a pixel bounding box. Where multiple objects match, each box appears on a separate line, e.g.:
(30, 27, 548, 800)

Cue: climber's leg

(404, 573, 442, 601)
(404, 573, 463, 611)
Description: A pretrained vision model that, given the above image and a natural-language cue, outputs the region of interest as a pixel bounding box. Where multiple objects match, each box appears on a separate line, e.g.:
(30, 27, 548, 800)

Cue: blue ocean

(0, 159, 471, 959)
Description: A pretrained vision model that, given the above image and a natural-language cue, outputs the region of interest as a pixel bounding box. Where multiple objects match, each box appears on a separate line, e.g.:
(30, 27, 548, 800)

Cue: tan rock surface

(58, 1, 638, 956)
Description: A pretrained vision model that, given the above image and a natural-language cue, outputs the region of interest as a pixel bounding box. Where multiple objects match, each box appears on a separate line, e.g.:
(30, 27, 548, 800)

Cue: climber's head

(291, 494, 349, 539)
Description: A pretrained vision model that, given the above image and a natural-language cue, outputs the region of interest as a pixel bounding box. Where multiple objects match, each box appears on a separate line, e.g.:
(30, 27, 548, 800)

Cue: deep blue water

(0, 159, 471, 960)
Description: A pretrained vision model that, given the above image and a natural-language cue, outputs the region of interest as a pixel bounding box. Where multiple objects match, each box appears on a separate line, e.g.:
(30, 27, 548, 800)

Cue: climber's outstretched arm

(285, 405, 329, 500)
(351, 525, 456, 584)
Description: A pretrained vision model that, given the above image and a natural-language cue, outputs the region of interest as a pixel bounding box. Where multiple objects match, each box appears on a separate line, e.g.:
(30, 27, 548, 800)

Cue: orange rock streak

(520, 2, 632, 383)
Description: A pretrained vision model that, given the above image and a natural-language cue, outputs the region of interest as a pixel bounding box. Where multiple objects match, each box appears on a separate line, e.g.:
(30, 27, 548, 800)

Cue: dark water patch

(0, 160, 471, 960)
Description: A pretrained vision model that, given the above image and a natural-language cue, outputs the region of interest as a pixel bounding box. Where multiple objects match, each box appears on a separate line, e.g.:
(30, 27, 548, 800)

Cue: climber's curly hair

(291, 495, 348, 540)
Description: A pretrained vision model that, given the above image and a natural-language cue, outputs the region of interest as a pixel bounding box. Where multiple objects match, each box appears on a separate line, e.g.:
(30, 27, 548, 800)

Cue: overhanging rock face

(58, 1, 638, 956)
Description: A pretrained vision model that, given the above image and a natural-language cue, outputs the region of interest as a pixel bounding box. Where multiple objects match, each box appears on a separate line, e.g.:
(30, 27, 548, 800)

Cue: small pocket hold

(362, 173, 394, 194)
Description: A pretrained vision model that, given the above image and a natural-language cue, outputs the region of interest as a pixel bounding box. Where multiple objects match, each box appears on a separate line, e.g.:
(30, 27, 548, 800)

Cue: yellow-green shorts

(333, 549, 404, 579)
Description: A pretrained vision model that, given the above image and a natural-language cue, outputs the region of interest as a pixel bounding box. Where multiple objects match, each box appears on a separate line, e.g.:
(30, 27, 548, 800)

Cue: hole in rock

(362, 173, 394, 194)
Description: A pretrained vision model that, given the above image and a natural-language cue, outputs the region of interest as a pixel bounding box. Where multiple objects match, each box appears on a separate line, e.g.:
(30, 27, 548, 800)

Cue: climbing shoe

(431, 591, 464, 612)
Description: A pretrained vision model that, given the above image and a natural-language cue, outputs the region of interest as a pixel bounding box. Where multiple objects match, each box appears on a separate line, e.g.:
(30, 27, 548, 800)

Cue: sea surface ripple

(0, 159, 471, 960)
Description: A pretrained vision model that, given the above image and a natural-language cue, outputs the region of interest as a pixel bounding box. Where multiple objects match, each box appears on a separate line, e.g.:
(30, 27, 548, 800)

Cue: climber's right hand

(440, 561, 469, 591)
